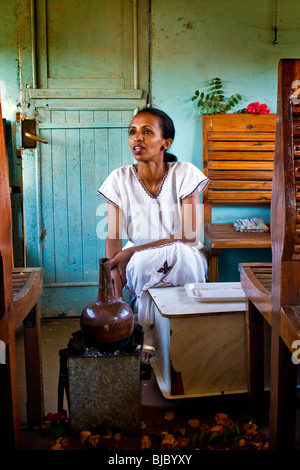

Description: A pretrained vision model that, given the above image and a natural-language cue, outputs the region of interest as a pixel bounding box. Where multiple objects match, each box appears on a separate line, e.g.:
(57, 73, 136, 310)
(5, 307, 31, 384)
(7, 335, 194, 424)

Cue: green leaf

(234, 422, 241, 437)
(222, 425, 235, 445)
(191, 433, 199, 447)
(198, 430, 206, 446)
(191, 78, 242, 114)
(208, 431, 219, 444)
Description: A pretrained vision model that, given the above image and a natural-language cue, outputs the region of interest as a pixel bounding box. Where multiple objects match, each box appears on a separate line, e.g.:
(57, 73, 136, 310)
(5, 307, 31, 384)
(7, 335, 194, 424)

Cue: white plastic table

(148, 283, 248, 399)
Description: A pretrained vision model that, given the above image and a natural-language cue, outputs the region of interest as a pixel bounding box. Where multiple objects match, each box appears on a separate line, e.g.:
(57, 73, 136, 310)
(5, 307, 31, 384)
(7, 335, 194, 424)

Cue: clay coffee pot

(80, 258, 134, 351)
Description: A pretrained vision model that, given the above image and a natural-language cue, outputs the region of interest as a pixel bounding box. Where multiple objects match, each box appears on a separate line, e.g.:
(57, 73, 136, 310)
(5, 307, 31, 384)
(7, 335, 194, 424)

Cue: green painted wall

(1, 0, 300, 279)
(151, 0, 300, 160)
(0, 0, 19, 121)
(150, 0, 300, 280)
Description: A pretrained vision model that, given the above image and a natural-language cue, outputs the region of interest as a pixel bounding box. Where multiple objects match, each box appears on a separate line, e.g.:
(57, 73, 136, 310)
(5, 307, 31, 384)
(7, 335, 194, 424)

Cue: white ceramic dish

(184, 282, 246, 302)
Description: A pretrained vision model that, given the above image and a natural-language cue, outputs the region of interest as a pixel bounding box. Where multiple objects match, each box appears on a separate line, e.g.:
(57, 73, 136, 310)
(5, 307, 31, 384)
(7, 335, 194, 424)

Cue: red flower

(246, 102, 259, 113)
(258, 103, 270, 114)
(44, 409, 69, 426)
(246, 102, 270, 115)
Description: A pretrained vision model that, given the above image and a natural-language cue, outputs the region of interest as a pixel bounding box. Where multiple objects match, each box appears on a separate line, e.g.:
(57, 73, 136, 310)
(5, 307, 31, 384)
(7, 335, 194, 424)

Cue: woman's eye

(129, 129, 136, 135)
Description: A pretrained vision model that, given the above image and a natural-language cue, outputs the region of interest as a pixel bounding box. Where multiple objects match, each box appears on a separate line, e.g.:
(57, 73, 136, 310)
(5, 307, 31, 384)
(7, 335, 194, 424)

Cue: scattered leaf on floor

(164, 411, 175, 421)
(141, 435, 152, 449)
(188, 418, 200, 428)
(80, 430, 91, 445)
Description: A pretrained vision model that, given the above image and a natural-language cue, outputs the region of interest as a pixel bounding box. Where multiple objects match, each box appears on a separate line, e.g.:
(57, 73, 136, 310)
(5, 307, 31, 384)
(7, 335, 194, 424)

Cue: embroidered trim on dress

(132, 163, 169, 199)
(181, 178, 210, 200)
(98, 191, 120, 208)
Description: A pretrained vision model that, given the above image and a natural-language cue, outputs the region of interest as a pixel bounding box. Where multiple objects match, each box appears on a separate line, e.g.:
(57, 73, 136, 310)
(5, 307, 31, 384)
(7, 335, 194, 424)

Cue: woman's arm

(107, 191, 202, 286)
(179, 190, 202, 244)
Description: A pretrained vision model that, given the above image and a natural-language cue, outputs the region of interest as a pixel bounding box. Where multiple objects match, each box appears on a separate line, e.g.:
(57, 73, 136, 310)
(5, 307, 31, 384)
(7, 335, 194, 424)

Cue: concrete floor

(16, 317, 81, 426)
(15, 317, 300, 451)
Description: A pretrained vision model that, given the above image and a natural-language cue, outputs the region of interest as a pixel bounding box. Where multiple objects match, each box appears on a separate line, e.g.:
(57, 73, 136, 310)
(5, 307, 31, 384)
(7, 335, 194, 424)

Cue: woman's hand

(110, 266, 124, 298)
(110, 247, 134, 286)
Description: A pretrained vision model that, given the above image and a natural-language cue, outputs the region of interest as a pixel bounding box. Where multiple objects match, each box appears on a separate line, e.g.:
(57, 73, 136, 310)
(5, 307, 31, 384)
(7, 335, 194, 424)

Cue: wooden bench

(239, 59, 300, 450)
(12, 267, 45, 430)
(0, 106, 44, 449)
(202, 113, 276, 281)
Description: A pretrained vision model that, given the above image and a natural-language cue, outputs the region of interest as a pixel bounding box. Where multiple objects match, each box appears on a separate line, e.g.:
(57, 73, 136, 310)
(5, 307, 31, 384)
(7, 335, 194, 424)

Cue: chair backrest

(271, 59, 300, 305)
(202, 114, 276, 222)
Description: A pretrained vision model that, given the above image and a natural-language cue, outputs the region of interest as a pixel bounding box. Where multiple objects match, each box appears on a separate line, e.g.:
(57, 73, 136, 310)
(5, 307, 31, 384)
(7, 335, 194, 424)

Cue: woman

(98, 107, 209, 353)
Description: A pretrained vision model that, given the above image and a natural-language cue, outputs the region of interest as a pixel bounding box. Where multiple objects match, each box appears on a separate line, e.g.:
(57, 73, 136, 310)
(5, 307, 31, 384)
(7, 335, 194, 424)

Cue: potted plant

(191, 77, 242, 114)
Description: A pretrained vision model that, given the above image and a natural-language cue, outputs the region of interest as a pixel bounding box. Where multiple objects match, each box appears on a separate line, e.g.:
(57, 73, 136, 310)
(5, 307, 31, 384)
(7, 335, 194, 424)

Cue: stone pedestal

(68, 352, 142, 435)
(66, 325, 143, 435)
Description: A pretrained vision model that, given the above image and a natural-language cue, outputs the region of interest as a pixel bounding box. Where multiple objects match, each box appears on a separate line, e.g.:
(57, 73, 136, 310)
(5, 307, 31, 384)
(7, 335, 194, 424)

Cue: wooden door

(18, 0, 148, 315)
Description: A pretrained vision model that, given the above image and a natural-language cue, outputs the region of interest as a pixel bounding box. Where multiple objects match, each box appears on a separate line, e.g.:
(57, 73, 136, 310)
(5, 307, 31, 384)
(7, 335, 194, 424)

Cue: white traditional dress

(98, 161, 209, 329)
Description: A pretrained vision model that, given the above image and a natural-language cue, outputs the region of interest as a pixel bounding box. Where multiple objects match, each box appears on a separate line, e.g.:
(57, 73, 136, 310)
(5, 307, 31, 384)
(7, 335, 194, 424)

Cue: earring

(161, 145, 165, 150)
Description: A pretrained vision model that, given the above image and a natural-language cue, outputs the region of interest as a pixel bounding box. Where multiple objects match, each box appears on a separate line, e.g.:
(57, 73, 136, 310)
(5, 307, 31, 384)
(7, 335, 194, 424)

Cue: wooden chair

(239, 59, 300, 450)
(0, 100, 44, 449)
(0, 102, 21, 449)
(202, 113, 276, 281)
(12, 267, 45, 430)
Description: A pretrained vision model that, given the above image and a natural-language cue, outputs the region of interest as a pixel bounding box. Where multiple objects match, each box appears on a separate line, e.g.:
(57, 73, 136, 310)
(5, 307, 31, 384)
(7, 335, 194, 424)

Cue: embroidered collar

(132, 163, 169, 199)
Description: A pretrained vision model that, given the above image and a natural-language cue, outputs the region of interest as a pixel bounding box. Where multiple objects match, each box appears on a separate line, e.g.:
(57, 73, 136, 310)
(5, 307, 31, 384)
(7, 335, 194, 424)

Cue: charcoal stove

(59, 324, 143, 435)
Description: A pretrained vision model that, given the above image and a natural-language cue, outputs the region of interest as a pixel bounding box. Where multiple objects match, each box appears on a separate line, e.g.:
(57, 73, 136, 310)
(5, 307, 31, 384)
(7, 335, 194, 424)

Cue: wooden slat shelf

(202, 113, 276, 282)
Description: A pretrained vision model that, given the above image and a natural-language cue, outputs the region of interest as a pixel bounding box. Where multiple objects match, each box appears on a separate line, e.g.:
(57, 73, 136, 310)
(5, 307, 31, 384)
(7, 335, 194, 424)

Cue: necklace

(132, 163, 169, 199)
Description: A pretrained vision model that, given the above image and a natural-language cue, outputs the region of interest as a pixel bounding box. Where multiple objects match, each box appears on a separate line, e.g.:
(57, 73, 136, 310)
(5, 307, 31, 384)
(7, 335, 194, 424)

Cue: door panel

(37, 109, 135, 315)
(35, 0, 136, 90)
(18, 0, 148, 315)
(38, 109, 134, 285)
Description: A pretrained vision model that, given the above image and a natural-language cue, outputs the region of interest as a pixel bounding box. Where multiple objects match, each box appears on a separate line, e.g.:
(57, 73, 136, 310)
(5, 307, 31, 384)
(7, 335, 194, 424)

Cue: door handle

(20, 117, 48, 148)
(24, 132, 48, 144)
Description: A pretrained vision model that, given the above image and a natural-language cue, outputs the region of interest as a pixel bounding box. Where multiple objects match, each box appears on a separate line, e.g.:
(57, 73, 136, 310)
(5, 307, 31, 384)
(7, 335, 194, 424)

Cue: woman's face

(128, 112, 172, 162)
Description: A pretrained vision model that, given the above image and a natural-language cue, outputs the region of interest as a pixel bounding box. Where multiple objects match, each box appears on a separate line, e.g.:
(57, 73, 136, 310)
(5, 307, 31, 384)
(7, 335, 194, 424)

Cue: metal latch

(20, 118, 48, 148)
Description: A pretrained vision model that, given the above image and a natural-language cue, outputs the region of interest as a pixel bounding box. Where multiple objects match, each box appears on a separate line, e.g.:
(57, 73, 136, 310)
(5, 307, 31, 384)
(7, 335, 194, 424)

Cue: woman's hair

(135, 107, 177, 162)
